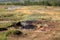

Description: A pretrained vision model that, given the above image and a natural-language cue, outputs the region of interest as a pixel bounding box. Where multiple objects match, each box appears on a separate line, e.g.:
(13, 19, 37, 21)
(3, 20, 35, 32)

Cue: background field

(0, 5, 60, 21)
(0, 5, 60, 40)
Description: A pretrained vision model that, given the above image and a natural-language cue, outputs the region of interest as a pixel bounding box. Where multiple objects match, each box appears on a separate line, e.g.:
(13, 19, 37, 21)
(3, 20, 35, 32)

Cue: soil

(6, 20, 60, 40)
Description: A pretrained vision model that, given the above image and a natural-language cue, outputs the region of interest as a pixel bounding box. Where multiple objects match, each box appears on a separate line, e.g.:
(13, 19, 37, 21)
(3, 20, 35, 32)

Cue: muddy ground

(0, 20, 60, 40)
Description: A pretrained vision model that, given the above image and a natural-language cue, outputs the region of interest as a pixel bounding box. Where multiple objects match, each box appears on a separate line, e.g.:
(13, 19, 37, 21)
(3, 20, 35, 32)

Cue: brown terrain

(0, 5, 60, 40)
(7, 20, 60, 40)
(14, 6, 60, 20)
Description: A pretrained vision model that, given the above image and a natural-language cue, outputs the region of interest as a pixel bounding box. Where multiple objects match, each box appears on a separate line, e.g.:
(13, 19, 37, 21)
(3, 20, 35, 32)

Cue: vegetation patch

(0, 0, 60, 6)
(7, 30, 23, 36)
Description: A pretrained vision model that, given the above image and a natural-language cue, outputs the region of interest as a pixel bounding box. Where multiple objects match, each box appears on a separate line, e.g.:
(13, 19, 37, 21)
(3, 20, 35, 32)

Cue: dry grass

(0, 5, 60, 40)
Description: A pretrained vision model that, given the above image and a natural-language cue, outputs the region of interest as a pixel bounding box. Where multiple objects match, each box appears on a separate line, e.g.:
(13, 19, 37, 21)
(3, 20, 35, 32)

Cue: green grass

(0, 32, 7, 40)
(0, 30, 23, 40)
(0, 22, 12, 28)
(6, 30, 23, 36)
(22, 13, 52, 21)
(0, 30, 22, 40)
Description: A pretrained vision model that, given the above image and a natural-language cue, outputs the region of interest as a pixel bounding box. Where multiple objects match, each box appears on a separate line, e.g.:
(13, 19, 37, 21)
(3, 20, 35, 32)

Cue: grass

(0, 22, 12, 28)
(0, 30, 22, 40)
(0, 5, 60, 40)
(0, 5, 59, 27)
(0, 5, 60, 21)
(22, 13, 52, 21)
(6, 30, 23, 36)
(0, 32, 7, 40)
